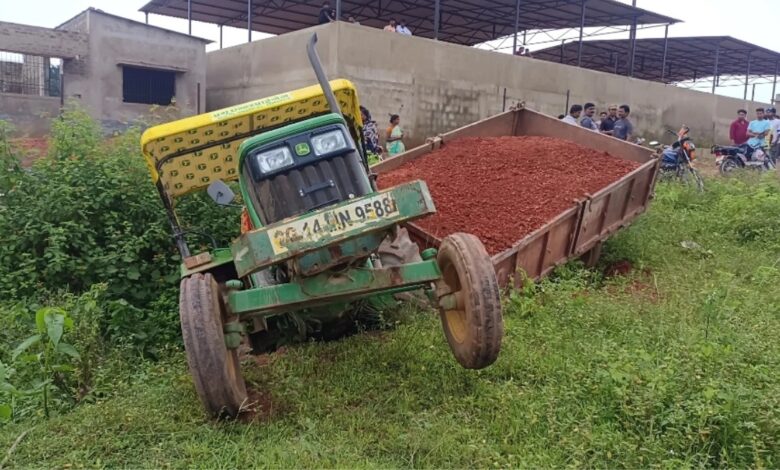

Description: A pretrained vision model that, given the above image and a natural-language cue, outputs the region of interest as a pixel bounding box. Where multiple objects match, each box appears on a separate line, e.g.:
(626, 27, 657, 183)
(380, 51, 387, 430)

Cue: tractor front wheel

(436, 233, 503, 369)
(180, 273, 247, 418)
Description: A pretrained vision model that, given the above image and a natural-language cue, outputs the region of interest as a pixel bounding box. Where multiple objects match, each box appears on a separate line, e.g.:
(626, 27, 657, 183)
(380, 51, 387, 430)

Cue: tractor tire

(180, 273, 247, 418)
(436, 233, 503, 369)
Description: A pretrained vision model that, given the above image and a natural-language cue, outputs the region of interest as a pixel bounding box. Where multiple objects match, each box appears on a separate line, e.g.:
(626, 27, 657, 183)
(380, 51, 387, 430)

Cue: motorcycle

(712, 143, 775, 174)
(652, 126, 704, 192)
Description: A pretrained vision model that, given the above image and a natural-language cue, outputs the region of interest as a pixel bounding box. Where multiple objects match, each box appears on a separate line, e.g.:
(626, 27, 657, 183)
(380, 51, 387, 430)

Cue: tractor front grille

(248, 151, 371, 225)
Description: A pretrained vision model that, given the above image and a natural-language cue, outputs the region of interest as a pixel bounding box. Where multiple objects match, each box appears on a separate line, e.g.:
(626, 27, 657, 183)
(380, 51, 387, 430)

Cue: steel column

(434, 0, 440, 39)
(772, 60, 779, 105)
(248, 0, 253, 42)
(187, 0, 192, 35)
(577, 0, 586, 66)
(560, 40, 565, 63)
(336, 0, 342, 21)
(660, 24, 669, 82)
(145, 11, 149, 24)
(744, 51, 752, 100)
(512, 0, 520, 54)
(712, 42, 720, 94)
(627, 0, 637, 76)
(219, 25, 223, 49)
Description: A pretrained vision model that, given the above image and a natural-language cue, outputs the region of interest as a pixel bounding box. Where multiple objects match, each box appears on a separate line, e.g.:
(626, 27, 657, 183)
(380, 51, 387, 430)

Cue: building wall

(0, 93, 60, 136)
(61, 10, 207, 133)
(207, 22, 767, 147)
(0, 21, 88, 58)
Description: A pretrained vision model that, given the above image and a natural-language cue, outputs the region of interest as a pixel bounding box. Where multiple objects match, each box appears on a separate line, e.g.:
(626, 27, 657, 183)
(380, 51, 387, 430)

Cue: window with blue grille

(122, 66, 175, 105)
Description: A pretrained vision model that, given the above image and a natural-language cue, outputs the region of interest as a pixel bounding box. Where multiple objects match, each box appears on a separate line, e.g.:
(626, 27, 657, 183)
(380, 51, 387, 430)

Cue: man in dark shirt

(600, 104, 618, 135)
(318, 3, 334, 24)
(729, 109, 749, 145)
(580, 102, 599, 131)
(612, 105, 634, 141)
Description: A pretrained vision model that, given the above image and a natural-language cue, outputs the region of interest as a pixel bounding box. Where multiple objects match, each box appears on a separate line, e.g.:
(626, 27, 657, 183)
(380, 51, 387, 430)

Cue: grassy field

(1, 176, 779, 468)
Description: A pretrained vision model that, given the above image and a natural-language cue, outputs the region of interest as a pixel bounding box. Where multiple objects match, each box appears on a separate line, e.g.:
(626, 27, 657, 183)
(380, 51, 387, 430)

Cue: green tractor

(141, 34, 503, 417)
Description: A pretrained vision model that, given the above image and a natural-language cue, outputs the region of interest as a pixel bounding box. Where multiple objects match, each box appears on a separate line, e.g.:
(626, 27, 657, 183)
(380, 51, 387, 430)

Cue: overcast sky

(2, 0, 778, 101)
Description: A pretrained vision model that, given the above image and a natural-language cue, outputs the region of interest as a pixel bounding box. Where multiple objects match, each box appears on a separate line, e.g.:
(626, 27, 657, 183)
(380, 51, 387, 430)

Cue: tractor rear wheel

(436, 233, 503, 369)
(180, 273, 247, 418)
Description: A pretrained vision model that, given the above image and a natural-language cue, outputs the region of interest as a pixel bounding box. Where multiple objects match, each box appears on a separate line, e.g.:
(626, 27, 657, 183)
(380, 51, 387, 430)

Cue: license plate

(269, 193, 399, 255)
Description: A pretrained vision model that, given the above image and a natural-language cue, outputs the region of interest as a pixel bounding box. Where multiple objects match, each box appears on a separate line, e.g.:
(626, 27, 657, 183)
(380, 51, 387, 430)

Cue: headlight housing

(255, 146, 294, 173)
(311, 130, 347, 155)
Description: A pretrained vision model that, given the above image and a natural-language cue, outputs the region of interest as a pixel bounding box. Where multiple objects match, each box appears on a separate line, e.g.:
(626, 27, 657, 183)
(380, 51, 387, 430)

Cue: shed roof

(139, 0, 679, 46)
(532, 36, 780, 83)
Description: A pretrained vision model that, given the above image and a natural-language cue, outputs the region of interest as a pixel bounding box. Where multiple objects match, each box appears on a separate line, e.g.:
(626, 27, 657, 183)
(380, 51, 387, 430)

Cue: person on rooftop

(318, 2, 334, 23)
(384, 19, 397, 32)
(396, 20, 412, 35)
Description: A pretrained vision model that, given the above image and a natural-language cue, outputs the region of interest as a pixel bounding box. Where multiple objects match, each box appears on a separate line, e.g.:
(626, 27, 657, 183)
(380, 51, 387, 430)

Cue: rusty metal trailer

(372, 106, 660, 288)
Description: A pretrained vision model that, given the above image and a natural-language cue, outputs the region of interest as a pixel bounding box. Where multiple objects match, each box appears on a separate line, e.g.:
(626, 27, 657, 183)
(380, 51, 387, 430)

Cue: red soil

(378, 136, 640, 255)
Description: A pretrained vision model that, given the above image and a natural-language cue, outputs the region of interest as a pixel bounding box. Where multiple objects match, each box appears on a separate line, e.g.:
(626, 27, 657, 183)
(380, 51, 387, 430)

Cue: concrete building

(207, 22, 769, 147)
(0, 9, 209, 136)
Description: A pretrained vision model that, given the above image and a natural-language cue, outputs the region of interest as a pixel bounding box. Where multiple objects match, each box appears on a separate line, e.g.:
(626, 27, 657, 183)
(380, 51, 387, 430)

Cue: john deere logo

(295, 143, 311, 156)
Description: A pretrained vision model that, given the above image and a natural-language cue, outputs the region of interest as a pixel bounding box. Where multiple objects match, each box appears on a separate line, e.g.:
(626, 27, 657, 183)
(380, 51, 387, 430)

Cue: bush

(0, 105, 238, 352)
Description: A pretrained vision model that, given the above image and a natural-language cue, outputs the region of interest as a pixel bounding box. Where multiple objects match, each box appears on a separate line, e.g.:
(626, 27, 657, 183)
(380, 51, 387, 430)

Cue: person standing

(729, 109, 750, 145)
(562, 104, 582, 126)
(383, 19, 397, 32)
(360, 106, 382, 157)
(597, 111, 607, 128)
(580, 103, 599, 131)
(386, 114, 406, 156)
(612, 105, 634, 141)
(766, 107, 780, 159)
(600, 105, 618, 135)
(318, 2, 334, 24)
(746, 108, 771, 154)
(396, 20, 412, 35)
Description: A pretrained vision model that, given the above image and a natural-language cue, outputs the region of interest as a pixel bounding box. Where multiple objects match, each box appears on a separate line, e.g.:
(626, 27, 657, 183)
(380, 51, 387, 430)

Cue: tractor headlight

(311, 130, 347, 155)
(255, 146, 294, 173)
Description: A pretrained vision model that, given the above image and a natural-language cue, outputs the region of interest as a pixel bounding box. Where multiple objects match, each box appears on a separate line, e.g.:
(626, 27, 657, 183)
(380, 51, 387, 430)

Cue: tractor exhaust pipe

(307, 33, 342, 118)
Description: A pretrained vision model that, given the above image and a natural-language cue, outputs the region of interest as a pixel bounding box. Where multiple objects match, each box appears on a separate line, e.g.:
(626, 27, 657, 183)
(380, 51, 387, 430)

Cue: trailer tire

(180, 273, 247, 418)
(436, 233, 503, 369)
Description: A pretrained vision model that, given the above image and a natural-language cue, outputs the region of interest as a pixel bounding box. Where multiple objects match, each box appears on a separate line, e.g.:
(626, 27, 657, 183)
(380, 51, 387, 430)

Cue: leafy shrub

(0, 105, 238, 352)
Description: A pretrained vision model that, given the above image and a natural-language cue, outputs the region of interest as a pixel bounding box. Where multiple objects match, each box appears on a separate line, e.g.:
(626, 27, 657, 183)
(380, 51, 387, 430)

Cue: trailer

(372, 105, 660, 288)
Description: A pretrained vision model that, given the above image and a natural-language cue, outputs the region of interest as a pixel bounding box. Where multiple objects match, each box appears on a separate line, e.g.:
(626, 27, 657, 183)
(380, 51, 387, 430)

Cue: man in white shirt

(766, 106, 780, 160)
(396, 20, 412, 35)
(562, 104, 582, 126)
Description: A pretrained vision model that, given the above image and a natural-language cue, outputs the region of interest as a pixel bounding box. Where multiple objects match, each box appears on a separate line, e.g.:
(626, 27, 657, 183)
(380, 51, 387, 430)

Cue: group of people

(559, 103, 635, 141)
(729, 107, 780, 159)
(318, 3, 412, 35)
(360, 106, 406, 160)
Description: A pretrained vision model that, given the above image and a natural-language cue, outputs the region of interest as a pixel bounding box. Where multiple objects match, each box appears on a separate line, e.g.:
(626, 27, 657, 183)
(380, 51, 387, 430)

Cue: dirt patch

(378, 136, 640, 255)
(238, 386, 284, 424)
(604, 260, 634, 277)
(10, 138, 49, 167)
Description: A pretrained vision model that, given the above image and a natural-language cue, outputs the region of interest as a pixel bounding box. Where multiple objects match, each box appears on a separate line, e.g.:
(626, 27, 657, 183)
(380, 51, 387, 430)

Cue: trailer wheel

(436, 233, 503, 369)
(180, 273, 247, 418)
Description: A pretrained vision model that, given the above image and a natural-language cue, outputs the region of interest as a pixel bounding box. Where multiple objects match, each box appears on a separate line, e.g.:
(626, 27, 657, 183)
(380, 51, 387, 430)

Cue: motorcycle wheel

(690, 168, 705, 192)
(719, 158, 740, 175)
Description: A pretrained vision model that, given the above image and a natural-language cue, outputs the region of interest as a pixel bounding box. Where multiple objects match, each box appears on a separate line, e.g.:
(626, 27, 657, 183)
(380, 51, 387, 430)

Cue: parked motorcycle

(653, 126, 704, 192)
(712, 143, 775, 174)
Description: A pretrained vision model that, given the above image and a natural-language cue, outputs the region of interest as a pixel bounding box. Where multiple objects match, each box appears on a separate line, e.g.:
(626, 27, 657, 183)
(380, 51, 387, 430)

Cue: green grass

(1, 176, 779, 468)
